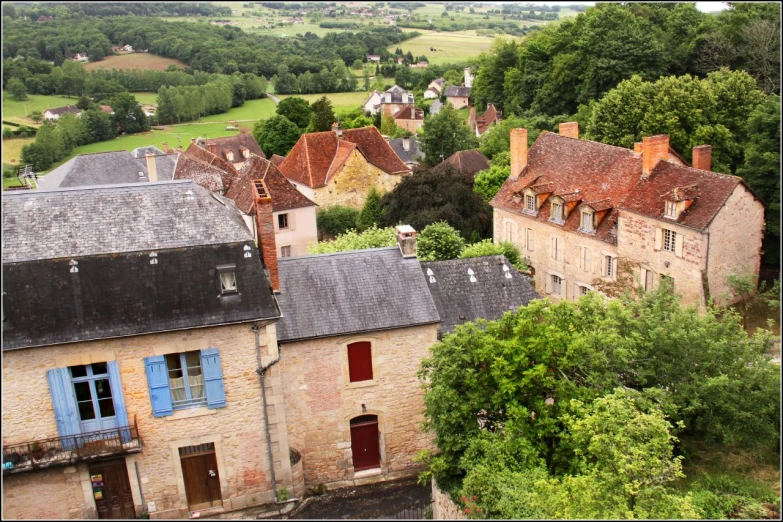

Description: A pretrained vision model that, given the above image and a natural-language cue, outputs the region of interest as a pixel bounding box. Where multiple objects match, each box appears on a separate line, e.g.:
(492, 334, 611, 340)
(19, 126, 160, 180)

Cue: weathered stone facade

(278, 324, 439, 488)
(432, 479, 466, 520)
(313, 149, 403, 209)
(1, 323, 293, 520)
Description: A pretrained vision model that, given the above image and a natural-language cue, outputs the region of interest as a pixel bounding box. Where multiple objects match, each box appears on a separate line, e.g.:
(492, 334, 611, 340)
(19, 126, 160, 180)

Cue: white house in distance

(363, 90, 382, 115)
(464, 67, 474, 88)
(44, 105, 83, 121)
(72, 53, 88, 62)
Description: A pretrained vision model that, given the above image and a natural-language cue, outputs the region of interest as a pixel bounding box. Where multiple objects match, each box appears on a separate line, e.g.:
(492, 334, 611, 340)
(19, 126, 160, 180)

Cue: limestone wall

(290, 449, 305, 499)
(1, 323, 292, 519)
(313, 149, 405, 209)
(278, 324, 439, 487)
(431, 479, 466, 520)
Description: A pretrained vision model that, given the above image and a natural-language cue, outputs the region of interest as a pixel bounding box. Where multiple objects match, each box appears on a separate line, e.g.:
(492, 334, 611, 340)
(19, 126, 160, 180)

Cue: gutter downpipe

(254, 320, 283, 503)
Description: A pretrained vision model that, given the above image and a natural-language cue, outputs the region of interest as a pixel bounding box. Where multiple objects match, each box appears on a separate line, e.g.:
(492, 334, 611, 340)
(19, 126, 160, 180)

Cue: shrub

(460, 239, 528, 270)
(317, 205, 360, 238)
(309, 226, 397, 254)
(417, 221, 465, 261)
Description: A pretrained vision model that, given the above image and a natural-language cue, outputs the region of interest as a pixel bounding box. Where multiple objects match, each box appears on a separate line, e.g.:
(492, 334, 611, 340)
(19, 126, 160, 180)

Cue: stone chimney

(145, 154, 158, 182)
(558, 122, 579, 139)
(162, 141, 169, 153)
(395, 225, 417, 258)
(510, 128, 528, 179)
(402, 137, 410, 151)
(642, 134, 670, 178)
(253, 179, 280, 292)
(332, 122, 342, 138)
(692, 144, 712, 171)
(206, 142, 218, 155)
(633, 142, 643, 154)
(191, 138, 196, 144)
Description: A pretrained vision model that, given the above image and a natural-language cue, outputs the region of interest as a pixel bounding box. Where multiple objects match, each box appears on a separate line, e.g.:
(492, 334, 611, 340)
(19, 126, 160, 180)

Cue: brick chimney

(252, 179, 280, 292)
(642, 134, 670, 178)
(395, 225, 417, 258)
(145, 154, 158, 182)
(633, 142, 643, 154)
(692, 144, 712, 171)
(558, 122, 579, 139)
(510, 128, 528, 179)
(207, 142, 218, 155)
(332, 122, 342, 138)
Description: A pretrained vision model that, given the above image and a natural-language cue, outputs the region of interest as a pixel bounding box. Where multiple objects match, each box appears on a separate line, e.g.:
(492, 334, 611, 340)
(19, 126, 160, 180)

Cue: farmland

(277, 92, 370, 115)
(2, 93, 80, 125)
(198, 98, 277, 122)
(387, 30, 513, 65)
(84, 53, 187, 72)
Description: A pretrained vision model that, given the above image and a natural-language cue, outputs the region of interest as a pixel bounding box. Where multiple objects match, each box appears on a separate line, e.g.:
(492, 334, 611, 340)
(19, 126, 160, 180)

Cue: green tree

(473, 165, 510, 202)
(417, 221, 466, 261)
(356, 188, 382, 231)
(110, 91, 149, 135)
(276, 96, 312, 129)
(273, 64, 296, 94)
(736, 95, 780, 265)
(82, 108, 115, 143)
(316, 205, 360, 238)
(76, 95, 91, 110)
(29, 110, 43, 123)
(471, 38, 520, 113)
(55, 112, 86, 150)
(8, 77, 27, 100)
(309, 225, 396, 254)
(419, 105, 479, 166)
(308, 96, 336, 132)
(252, 115, 301, 157)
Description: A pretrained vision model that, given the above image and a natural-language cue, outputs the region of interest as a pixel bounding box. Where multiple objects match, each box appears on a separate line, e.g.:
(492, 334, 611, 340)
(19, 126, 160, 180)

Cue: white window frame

(166, 351, 207, 410)
(664, 200, 678, 219)
(663, 228, 676, 252)
(280, 245, 292, 258)
(580, 210, 594, 233)
(526, 228, 534, 252)
(217, 264, 237, 295)
(551, 274, 562, 296)
(605, 255, 614, 277)
(550, 200, 564, 223)
(525, 194, 536, 212)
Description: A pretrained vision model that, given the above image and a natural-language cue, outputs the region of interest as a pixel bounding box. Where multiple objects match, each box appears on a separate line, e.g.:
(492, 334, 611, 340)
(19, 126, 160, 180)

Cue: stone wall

(2, 466, 91, 519)
(394, 118, 423, 134)
(446, 96, 469, 109)
(278, 324, 439, 488)
(290, 449, 305, 499)
(431, 479, 466, 520)
(313, 149, 405, 209)
(1, 323, 292, 520)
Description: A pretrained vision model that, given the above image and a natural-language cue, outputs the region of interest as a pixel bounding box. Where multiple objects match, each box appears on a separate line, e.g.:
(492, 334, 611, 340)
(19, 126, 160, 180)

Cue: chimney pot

(558, 122, 579, 140)
(402, 137, 410, 151)
(145, 154, 158, 182)
(510, 128, 528, 179)
(395, 225, 417, 258)
(642, 134, 670, 178)
(162, 141, 168, 153)
(692, 144, 712, 171)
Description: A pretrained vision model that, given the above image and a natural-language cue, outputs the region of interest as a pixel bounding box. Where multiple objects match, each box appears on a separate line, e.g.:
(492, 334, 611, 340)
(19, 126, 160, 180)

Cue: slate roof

(278, 126, 410, 189)
(421, 255, 539, 336)
(131, 146, 164, 158)
(491, 132, 755, 242)
(430, 100, 443, 115)
(434, 149, 490, 178)
(382, 85, 414, 104)
(444, 86, 471, 98)
(45, 105, 82, 116)
(393, 106, 424, 120)
(199, 134, 266, 161)
(2, 180, 252, 263)
(37, 150, 178, 190)
(388, 137, 424, 165)
(275, 247, 440, 342)
(226, 154, 316, 214)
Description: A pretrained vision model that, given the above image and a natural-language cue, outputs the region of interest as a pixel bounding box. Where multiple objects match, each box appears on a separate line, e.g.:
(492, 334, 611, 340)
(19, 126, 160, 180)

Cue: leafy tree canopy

(308, 225, 396, 254)
(308, 96, 336, 132)
(419, 105, 479, 166)
(252, 115, 301, 158)
(416, 221, 466, 261)
(275, 96, 312, 129)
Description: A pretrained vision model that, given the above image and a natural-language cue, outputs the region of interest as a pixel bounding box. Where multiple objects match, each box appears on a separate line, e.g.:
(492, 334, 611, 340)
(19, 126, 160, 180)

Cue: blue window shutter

(46, 368, 80, 450)
(201, 348, 227, 409)
(107, 361, 131, 442)
(144, 355, 173, 417)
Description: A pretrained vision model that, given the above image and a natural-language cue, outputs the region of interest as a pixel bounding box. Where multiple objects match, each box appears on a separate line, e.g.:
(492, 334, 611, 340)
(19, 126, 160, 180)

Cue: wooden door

(88, 459, 135, 520)
(350, 415, 381, 472)
(181, 449, 222, 510)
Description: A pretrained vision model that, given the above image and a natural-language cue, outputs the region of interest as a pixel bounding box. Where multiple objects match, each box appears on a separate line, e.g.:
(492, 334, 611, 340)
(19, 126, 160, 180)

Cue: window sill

(346, 379, 378, 390)
(164, 407, 218, 422)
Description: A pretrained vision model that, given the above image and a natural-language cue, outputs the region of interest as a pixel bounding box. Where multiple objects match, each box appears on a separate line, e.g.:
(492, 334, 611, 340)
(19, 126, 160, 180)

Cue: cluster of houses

(43, 104, 113, 121)
(3, 69, 766, 519)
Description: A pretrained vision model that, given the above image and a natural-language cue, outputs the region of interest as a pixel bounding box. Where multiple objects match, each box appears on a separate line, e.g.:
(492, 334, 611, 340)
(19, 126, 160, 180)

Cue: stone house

(392, 106, 425, 133)
(362, 90, 382, 116)
(379, 85, 415, 118)
(443, 86, 471, 110)
(277, 124, 410, 209)
(490, 124, 765, 308)
(468, 103, 501, 137)
(388, 136, 424, 167)
(1, 181, 295, 519)
(274, 227, 539, 488)
(433, 149, 490, 179)
(44, 105, 83, 121)
(423, 86, 440, 100)
(196, 134, 266, 170)
(427, 77, 446, 94)
(73, 53, 88, 62)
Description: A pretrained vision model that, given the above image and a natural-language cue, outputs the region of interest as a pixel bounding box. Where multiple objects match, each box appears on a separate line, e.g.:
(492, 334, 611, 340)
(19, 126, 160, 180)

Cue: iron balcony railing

(2, 415, 142, 475)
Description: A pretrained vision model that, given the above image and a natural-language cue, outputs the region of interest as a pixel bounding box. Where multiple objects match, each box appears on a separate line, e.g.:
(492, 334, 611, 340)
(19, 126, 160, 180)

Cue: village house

(423, 86, 440, 100)
(362, 89, 382, 116)
(195, 134, 266, 169)
(366, 54, 381, 62)
(392, 106, 425, 133)
(378, 85, 415, 118)
(119, 44, 133, 52)
(433, 149, 490, 178)
(1, 181, 296, 519)
(443, 86, 471, 110)
(468, 103, 502, 137)
(72, 53, 89, 62)
(98, 104, 114, 115)
(36, 15, 53, 22)
(411, 60, 429, 69)
(274, 227, 538, 488)
(387, 136, 424, 167)
(277, 124, 411, 209)
(427, 77, 446, 94)
(44, 105, 83, 121)
(491, 124, 766, 308)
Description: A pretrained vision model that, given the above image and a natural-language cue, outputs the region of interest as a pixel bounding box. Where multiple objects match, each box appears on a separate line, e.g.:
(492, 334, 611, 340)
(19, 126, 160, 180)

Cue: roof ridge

(278, 246, 400, 261)
(304, 134, 314, 187)
(8, 179, 194, 196)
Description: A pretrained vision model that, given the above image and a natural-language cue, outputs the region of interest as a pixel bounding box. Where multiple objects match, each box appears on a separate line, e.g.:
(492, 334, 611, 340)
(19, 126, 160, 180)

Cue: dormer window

(550, 200, 565, 224)
(665, 200, 678, 219)
(225, 151, 234, 162)
(580, 210, 594, 233)
(241, 148, 249, 159)
(525, 194, 536, 213)
(217, 264, 237, 295)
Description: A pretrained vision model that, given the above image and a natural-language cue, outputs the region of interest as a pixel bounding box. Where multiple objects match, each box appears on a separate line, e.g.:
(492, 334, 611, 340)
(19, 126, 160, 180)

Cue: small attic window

(217, 264, 237, 295)
(550, 200, 565, 224)
(664, 200, 678, 219)
(580, 210, 595, 233)
(525, 194, 536, 214)
(242, 148, 250, 159)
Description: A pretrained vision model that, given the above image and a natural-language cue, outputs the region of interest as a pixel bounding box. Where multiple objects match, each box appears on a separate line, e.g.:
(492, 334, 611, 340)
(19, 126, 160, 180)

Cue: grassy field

(2, 93, 79, 125)
(198, 98, 277, 122)
(84, 53, 187, 72)
(2, 137, 35, 168)
(131, 92, 159, 105)
(388, 30, 509, 64)
(277, 92, 369, 115)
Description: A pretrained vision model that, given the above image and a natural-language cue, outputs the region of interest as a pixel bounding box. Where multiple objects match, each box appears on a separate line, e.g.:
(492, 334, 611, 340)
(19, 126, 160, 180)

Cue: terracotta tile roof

(434, 149, 490, 178)
(393, 106, 424, 120)
(492, 132, 754, 239)
(173, 153, 232, 193)
(184, 143, 238, 186)
(475, 103, 501, 136)
(226, 154, 316, 214)
(326, 141, 357, 181)
(200, 133, 265, 161)
(662, 184, 700, 202)
(270, 154, 286, 166)
(98, 105, 114, 114)
(278, 127, 410, 188)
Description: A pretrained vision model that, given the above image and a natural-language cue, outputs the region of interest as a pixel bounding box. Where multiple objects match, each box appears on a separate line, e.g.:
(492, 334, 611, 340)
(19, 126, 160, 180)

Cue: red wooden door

(350, 415, 380, 471)
(88, 459, 135, 520)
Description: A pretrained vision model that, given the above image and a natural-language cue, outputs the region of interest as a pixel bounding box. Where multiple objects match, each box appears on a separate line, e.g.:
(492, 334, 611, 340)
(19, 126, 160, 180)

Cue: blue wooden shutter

(144, 355, 173, 417)
(107, 361, 131, 442)
(46, 368, 80, 451)
(201, 349, 227, 410)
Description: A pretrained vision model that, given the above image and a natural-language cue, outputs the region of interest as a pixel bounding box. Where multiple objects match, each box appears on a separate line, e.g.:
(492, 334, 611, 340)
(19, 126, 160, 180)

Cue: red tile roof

(201, 134, 265, 162)
(270, 154, 286, 166)
(434, 149, 490, 178)
(393, 106, 424, 120)
(226, 154, 316, 214)
(184, 143, 238, 185)
(278, 126, 410, 188)
(475, 104, 501, 136)
(173, 154, 232, 193)
(491, 132, 755, 241)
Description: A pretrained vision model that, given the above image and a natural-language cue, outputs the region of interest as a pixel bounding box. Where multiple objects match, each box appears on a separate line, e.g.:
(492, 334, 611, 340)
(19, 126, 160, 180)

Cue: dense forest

(1, 2, 231, 19)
